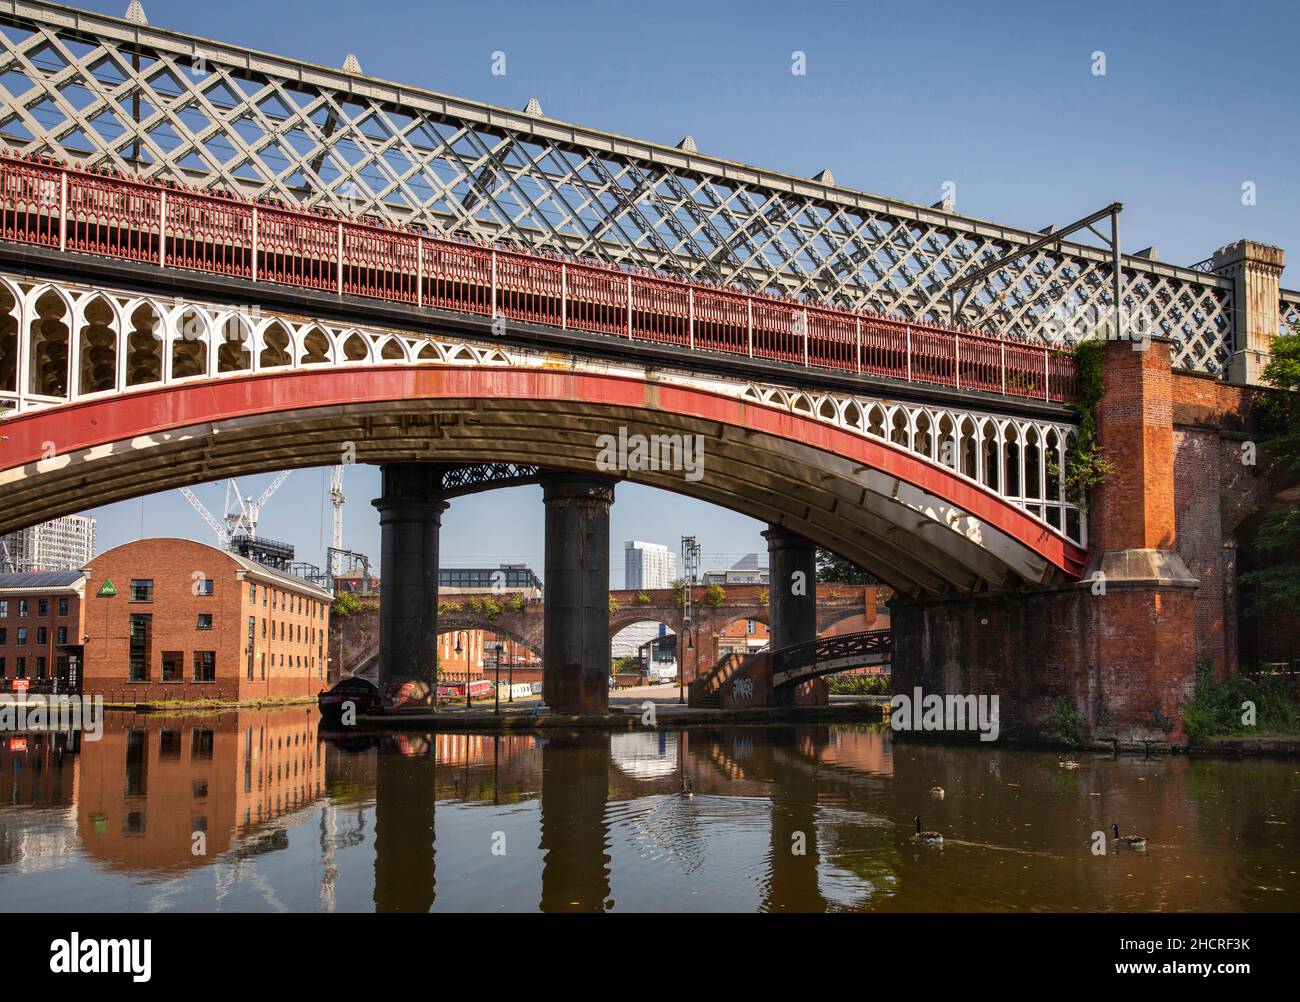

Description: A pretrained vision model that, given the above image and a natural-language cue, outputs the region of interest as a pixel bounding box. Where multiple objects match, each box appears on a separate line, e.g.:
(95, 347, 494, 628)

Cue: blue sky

(78, 0, 1300, 580)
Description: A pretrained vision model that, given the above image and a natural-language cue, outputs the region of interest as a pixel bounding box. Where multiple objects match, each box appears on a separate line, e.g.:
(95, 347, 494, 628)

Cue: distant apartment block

(0, 515, 96, 573)
(439, 563, 543, 598)
(624, 541, 677, 590)
(702, 553, 769, 586)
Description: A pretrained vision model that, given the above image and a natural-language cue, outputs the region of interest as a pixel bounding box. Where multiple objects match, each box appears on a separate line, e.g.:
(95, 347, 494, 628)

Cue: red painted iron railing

(0, 153, 1077, 403)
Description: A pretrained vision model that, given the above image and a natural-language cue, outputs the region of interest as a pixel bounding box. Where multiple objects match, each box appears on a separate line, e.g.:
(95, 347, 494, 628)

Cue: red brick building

(716, 617, 769, 658)
(0, 570, 88, 689)
(83, 539, 331, 703)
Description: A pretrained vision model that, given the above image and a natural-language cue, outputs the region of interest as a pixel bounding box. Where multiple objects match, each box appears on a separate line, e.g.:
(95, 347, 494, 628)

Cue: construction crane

(328, 466, 346, 577)
(180, 473, 291, 549)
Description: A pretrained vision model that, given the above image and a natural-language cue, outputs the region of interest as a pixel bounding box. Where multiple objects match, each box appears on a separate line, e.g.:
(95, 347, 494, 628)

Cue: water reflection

(540, 733, 611, 912)
(75, 710, 323, 871)
(0, 711, 1297, 912)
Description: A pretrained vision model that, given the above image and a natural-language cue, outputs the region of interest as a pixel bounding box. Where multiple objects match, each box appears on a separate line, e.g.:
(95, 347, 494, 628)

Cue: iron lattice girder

(0, 0, 1233, 372)
(436, 462, 543, 498)
(1282, 292, 1300, 336)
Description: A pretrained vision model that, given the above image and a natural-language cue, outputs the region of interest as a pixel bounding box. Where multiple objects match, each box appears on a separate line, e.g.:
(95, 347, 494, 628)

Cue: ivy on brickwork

(1049, 341, 1111, 508)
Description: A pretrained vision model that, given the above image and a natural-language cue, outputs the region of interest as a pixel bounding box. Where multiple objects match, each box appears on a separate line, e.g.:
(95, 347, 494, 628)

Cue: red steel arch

(0, 364, 1087, 595)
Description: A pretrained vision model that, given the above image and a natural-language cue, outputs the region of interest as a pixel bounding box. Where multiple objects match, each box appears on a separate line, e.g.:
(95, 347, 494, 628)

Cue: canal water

(0, 709, 1296, 912)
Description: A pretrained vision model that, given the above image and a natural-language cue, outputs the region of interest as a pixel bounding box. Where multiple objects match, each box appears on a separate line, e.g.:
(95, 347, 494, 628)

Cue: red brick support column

(1087, 334, 1199, 741)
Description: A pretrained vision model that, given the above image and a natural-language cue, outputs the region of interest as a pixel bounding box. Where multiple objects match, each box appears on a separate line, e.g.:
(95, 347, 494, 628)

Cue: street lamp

(454, 631, 472, 708)
(488, 640, 502, 715)
(679, 619, 692, 705)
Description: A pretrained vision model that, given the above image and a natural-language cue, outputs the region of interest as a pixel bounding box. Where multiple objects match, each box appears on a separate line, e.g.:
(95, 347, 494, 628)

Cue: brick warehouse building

(83, 539, 331, 703)
(0, 570, 88, 688)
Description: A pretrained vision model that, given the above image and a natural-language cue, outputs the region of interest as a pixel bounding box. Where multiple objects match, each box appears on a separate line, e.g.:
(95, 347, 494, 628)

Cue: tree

(1239, 332, 1300, 613)
(815, 547, 878, 585)
(330, 591, 364, 617)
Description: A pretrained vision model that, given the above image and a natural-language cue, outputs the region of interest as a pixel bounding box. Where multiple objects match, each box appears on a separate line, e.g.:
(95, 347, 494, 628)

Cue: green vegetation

(1239, 331, 1300, 615)
(672, 579, 686, 607)
(816, 548, 878, 585)
(705, 583, 726, 608)
(1181, 663, 1300, 739)
(1045, 696, 1080, 746)
(464, 595, 503, 620)
(1050, 340, 1111, 507)
(757, 587, 769, 606)
(636, 591, 653, 605)
(609, 594, 621, 613)
(503, 593, 526, 614)
(827, 674, 890, 696)
(330, 591, 367, 617)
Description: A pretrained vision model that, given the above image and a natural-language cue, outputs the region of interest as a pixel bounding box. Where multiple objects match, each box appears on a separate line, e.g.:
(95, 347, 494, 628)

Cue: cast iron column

(763, 524, 819, 707)
(542, 474, 615, 715)
(372, 463, 447, 707)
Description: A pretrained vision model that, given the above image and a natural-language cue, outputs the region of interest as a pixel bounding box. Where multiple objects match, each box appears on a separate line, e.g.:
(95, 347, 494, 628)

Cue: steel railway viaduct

(0, 1, 1294, 740)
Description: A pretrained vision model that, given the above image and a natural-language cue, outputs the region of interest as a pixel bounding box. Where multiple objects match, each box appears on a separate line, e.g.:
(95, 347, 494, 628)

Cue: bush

(503, 593, 525, 613)
(827, 674, 890, 696)
(609, 594, 621, 613)
(705, 583, 726, 608)
(1045, 696, 1080, 746)
(330, 591, 364, 617)
(1182, 664, 1300, 739)
(636, 591, 653, 605)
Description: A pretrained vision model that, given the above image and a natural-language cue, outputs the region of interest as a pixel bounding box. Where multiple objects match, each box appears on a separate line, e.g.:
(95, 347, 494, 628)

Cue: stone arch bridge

(332, 584, 883, 682)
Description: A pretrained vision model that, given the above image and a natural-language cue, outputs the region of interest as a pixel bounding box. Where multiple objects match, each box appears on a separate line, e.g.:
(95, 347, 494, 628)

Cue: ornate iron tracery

(0, 1, 1234, 371)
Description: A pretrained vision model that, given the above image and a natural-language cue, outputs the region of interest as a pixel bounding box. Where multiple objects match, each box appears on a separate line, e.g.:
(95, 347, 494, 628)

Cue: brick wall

(1168, 369, 1289, 673)
(891, 584, 1196, 745)
(0, 588, 84, 683)
(1092, 339, 1177, 551)
(83, 538, 329, 703)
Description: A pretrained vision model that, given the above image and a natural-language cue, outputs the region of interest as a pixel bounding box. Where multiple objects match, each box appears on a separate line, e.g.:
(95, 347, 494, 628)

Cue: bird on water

(1112, 823, 1147, 849)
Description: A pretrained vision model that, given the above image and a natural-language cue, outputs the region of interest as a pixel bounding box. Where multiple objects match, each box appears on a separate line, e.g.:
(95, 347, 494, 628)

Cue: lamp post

(491, 641, 501, 715)
(453, 631, 472, 708)
(679, 620, 691, 705)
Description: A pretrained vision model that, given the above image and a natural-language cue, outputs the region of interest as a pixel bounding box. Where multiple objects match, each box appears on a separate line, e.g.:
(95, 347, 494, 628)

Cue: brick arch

(436, 611, 543, 661)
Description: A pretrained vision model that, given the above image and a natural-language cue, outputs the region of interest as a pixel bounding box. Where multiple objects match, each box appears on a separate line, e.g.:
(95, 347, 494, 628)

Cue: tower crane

(328, 466, 346, 577)
(230, 472, 291, 540)
(180, 473, 292, 549)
